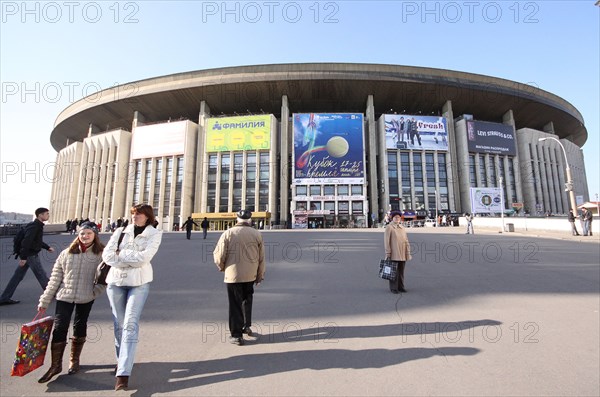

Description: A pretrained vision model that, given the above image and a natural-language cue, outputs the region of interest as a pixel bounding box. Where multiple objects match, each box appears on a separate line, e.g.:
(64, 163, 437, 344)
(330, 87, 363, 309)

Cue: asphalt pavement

(0, 227, 598, 396)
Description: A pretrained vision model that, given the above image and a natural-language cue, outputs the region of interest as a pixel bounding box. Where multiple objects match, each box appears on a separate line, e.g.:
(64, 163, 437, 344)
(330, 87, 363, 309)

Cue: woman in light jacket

(102, 204, 162, 391)
(384, 210, 412, 294)
(37, 222, 106, 383)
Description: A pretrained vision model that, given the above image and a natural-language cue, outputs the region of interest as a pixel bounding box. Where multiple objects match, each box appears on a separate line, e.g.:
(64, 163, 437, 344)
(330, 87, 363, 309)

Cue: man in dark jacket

(201, 217, 209, 239)
(181, 216, 198, 240)
(0, 207, 55, 305)
(568, 209, 580, 236)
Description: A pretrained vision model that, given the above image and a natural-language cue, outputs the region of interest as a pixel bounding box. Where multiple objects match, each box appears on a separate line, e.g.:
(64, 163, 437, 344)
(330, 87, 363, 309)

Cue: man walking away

(213, 210, 265, 346)
(201, 217, 209, 239)
(182, 216, 198, 240)
(0, 208, 55, 306)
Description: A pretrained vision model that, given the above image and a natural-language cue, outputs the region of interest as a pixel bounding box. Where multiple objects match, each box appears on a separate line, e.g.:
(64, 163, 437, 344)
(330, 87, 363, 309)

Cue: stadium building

(48, 63, 591, 230)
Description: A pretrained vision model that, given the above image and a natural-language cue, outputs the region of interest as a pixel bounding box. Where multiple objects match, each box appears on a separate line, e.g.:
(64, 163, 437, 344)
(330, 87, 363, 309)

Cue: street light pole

(435, 189, 438, 227)
(538, 137, 578, 216)
(499, 176, 505, 232)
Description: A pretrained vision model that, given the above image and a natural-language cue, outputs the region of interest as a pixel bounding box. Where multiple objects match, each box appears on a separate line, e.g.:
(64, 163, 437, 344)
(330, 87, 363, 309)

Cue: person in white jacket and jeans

(102, 204, 162, 391)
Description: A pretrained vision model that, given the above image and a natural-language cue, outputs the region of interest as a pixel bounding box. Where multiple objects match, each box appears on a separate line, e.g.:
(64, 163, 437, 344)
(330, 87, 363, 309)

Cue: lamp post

(538, 137, 578, 216)
(435, 189, 439, 227)
(499, 176, 505, 233)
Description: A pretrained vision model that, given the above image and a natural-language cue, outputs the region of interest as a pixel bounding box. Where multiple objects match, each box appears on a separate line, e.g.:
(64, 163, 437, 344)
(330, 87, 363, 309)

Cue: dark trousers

(389, 261, 406, 292)
(227, 282, 254, 337)
(0, 254, 48, 301)
(52, 300, 95, 343)
(186, 229, 192, 239)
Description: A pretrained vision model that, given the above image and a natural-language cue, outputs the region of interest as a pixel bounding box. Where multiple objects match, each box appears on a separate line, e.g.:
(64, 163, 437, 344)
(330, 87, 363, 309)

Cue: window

(296, 185, 307, 196)
(323, 185, 335, 195)
(207, 155, 217, 212)
(351, 185, 363, 195)
(246, 153, 256, 211)
(233, 153, 243, 210)
(219, 154, 230, 212)
(310, 185, 321, 196)
(258, 152, 269, 211)
(337, 185, 349, 196)
(324, 201, 335, 212)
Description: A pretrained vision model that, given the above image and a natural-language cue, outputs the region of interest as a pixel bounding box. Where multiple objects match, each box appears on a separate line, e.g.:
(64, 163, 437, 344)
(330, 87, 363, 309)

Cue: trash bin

(505, 223, 514, 232)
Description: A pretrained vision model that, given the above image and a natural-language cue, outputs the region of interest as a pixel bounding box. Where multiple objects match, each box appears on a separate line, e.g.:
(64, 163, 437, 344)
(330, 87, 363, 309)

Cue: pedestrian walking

(384, 210, 412, 293)
(465, 213, 474, 234)
(181, 216, 198, 240)
(0, 208, 55, 306)
(213, 209, 265, 346)
(102, 204, 163, 391)
(201, 217, 209, 239)
(36, 222, 106, 383)
(568, 209, 580, 236)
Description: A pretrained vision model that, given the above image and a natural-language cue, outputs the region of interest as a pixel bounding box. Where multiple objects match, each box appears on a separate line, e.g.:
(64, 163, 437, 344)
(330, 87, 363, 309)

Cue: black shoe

(242, 327, 253, 336)
(229, 336, 244, 345)
(0, 299, 20, 306)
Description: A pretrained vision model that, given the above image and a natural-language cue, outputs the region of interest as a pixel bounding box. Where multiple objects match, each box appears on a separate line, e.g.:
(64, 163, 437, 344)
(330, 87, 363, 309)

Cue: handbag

(10, 313, 54, 376)
(95, 230, 126, 285)
(378, 258, 397, 281)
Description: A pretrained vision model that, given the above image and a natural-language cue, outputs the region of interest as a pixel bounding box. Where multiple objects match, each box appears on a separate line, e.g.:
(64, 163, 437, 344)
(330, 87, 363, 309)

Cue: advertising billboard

(384, 114, 448, 151)
(292, 113, 365, 184)
(466, 120, 517, 156)
(131, 120, 186, 160)
(470, 187, 504, 213)
(206, 115, 271, 152)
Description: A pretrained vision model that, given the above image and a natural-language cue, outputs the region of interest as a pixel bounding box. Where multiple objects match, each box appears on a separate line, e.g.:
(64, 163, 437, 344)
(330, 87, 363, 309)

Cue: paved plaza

(0, 227, 598, 396)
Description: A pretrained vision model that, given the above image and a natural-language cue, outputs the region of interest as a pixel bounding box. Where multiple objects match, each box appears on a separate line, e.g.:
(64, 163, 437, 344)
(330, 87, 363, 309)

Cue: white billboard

(470, 187, 503, 213)
(131, 121, 187, 159)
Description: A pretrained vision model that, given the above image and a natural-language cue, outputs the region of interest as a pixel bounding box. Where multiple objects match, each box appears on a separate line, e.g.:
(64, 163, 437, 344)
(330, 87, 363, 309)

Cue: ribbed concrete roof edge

(53, 63, 584, 129)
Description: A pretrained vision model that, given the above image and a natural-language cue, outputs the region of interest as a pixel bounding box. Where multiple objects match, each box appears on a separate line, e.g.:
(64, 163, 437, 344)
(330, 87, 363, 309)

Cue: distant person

(568, 209, 580, 236)
(103, 204, 163, 391)
(384, 210, 412, 293)
(201, 217, 209, 239)
(582, 207, 593, 236)
(0, 208, 55, 306)
(213, 210, 265, 346)
(465, 213, 474, 234)
(182, 216, 198, 240)
(36, 222, 106, 383)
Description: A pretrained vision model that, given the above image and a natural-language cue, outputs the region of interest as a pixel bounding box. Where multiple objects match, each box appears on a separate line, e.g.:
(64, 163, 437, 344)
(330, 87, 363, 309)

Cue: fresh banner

(384, 114, 448, 151)
(293, 113, 365, 184)
(206, 115, 271, 152)
(466, 120, 516, 156)
(470, 187, 503, 213)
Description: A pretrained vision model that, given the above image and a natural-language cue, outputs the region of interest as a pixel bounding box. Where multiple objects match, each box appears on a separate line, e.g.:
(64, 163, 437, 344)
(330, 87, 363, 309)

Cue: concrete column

(543, 122, 555, 134)
(279, 96, 289, 225)
(442, 101, 460, 211)
(365, 95, 378, 226)
(376, 115, 389, 220)
(197, 101, 210, 212)
(87, 124, 100, 138)
(182, 121, 198, 218)
(133, 111, 146, 129)
(268, 114, 278, 218)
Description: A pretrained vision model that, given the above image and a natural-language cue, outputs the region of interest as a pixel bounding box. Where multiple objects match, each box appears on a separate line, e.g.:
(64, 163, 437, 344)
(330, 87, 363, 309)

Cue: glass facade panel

(259, 152, 269, 211)
(401, 152, 411, 210)
(233, 153, 243, 210)
(220, 154, 230, 212)
(413, 153, 424, 210)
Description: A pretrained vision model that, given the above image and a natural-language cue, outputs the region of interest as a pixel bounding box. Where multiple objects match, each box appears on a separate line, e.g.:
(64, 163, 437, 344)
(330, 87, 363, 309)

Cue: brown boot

(68, 336, 86, 375)
(38, 341, 67, 383)
(115, 375, 129, 391)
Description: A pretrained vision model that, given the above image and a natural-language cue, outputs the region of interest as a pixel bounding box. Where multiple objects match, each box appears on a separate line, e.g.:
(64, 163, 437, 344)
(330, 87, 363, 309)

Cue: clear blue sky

(1, 1, 598, 214)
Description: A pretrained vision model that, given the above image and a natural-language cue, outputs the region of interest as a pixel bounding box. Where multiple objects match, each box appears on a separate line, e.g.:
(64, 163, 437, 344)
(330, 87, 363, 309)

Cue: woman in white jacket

(37, 222, 105, 383)
(102, 204, 162, 391)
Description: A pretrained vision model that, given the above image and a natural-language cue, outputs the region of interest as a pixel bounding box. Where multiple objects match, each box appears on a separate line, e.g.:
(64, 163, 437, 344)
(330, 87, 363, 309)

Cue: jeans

(52, 300, 94, 342)
(0, 254, 48, 301)
(107, 283, 150, 376)
(203, 229, 208, 239)
(186, 229, 192, 239)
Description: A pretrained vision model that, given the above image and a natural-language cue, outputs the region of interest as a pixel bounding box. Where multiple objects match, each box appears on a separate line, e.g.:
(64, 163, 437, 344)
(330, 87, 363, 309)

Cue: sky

(1, 0, 599, 215)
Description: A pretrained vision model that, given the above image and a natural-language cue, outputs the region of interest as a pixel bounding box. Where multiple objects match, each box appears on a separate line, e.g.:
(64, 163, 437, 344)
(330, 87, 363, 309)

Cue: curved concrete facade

(48, 63, 590, 230)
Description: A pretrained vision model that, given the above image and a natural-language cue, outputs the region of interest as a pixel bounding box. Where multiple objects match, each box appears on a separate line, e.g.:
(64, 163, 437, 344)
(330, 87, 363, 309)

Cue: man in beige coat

(213, 210, 265, 345)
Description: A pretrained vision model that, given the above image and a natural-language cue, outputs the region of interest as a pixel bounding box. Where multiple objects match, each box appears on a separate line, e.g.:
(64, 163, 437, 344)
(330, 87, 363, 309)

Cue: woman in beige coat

(37, 222, 106, 383)
(384, 211, 412, 293)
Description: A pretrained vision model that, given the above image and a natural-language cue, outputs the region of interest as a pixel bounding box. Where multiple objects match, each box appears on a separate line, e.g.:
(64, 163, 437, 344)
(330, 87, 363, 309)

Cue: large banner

(466, 120, 516, 156)
(206, 115, 271, 152)
(131, 121, 186, 159)
(293, 113, 365, 184)
(470, 187, 503, 213)
(384, 114, 448, 151)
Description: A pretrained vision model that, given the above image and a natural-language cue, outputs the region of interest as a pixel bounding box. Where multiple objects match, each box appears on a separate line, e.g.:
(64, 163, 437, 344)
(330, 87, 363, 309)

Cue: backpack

(11, 224, 28, 259)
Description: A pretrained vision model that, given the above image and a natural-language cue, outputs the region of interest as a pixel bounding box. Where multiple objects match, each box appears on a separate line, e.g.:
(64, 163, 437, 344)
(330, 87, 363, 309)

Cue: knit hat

(389, 210, 402, 219)
(79, 222, 98, 234)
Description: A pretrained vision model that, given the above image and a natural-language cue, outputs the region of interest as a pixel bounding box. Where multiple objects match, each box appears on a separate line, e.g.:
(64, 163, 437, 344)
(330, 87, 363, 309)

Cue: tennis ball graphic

(326, 136, 349, 158)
